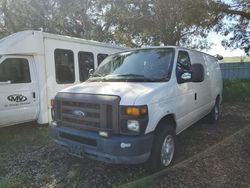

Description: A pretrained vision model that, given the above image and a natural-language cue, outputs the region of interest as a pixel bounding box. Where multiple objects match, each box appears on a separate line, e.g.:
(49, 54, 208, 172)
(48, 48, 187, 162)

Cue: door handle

(33, 92, 36, 99)
(194, 93, 197, 100)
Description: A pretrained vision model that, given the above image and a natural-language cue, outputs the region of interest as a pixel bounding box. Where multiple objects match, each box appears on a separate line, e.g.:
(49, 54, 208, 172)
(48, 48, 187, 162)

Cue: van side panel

(142, 50, 196, 134)
(204, 55, 223, 103)
(189, 51, 214, 119)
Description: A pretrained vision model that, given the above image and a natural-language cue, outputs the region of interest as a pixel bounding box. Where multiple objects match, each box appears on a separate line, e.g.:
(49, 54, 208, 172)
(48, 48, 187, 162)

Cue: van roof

(0, 30, 218, 59)
(0, 30, 126, 55)
(116, 46, 218, 59)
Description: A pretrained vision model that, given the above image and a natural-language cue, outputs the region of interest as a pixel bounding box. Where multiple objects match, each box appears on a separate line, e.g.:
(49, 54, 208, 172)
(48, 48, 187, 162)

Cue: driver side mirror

(177, 69, 192, 84)
(191, 63, 204, 82)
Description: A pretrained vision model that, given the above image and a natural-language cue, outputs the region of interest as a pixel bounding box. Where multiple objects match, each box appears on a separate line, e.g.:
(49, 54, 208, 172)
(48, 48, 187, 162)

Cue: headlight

(127, 120, 140, 132)
(120, 105, 148, 135)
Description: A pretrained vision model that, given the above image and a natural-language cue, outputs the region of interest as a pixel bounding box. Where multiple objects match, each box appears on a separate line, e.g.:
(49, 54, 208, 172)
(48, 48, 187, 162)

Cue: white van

(49, 47, 223, 170)
(0, 30, 125, 127)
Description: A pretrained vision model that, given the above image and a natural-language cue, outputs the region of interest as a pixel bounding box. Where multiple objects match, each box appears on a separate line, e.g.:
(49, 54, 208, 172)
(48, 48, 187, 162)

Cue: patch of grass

(0, 123, 50, 185)
(0, 123, 49, 151)
(223, 56, 250, 63)
(118, 177, 153, 188)
(223, 79, 250, 102)
(0, 175, 42, 188)
(0, 178, 13, 188)
(9, 176, 34, 188)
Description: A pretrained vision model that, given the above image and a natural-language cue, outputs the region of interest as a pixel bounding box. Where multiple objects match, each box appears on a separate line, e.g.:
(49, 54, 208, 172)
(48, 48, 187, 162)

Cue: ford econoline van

(49, 47, 223, 170)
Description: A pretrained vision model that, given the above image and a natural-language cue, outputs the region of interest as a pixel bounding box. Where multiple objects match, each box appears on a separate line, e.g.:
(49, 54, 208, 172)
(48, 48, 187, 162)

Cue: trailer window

(78, 51, 94, 82)
(97, 53, 108, 65)
(0, 58, 31, 84)
(54, 49, 75, 84)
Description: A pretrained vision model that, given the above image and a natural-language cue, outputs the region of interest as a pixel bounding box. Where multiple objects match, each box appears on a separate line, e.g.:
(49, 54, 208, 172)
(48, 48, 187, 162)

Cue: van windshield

(89, 48, 175, 82)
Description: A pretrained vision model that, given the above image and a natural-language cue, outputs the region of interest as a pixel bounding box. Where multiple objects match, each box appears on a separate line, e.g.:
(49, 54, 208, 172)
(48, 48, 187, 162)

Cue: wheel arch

(216, 94, 221, 104)
(154, 114, 177, 134)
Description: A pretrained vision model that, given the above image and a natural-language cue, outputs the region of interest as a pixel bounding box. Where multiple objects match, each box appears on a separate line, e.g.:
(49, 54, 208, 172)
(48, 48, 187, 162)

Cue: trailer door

(0, 56, 39, 127)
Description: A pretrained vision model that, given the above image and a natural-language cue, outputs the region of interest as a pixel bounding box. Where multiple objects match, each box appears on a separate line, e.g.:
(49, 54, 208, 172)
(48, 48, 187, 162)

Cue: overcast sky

(203, 32, 245, 57)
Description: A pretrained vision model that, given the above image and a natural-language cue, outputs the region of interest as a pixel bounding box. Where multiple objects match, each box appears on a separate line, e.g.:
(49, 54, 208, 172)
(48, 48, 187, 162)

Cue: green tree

(0, 0, 248, 54)
(96, 0, 225, 48)
(214, 0, 250, 55)
(0, 0, 100, 39)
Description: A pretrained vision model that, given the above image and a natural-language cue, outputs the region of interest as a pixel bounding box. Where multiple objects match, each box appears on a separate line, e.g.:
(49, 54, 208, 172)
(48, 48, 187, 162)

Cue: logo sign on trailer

(7, 94, 27, 102)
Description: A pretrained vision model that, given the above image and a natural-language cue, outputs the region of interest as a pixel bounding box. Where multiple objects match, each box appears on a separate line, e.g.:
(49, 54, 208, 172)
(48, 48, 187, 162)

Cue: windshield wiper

(109, 74, 165, 82)
(88, 74, 109, 82)
(114, 74, 145, 77)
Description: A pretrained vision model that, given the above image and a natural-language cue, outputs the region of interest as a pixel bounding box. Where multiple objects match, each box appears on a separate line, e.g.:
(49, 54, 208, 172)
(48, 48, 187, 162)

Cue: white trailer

(0, 30, 125, 127)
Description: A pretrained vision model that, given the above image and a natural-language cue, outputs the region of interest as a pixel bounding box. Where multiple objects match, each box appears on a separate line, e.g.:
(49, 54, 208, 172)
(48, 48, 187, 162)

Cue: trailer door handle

(33, 92, 36, 99)
(194, 93, 197, 100)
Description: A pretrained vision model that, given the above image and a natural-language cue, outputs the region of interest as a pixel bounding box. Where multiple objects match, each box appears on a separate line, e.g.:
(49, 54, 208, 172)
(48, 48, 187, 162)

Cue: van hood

(60, 81, 163, 105)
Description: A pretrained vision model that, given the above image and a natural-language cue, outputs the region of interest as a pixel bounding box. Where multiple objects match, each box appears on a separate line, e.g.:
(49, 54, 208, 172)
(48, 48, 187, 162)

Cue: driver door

(0, 56, 39, 127)
(175, 50, 196, 133)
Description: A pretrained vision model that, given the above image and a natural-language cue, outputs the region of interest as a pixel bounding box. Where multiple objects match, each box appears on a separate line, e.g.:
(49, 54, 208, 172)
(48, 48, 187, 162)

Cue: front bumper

(49, 125, 153, 164)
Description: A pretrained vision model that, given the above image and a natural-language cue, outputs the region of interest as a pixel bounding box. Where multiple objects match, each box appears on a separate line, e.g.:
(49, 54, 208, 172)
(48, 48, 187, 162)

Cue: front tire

(146, 126, 175, 171)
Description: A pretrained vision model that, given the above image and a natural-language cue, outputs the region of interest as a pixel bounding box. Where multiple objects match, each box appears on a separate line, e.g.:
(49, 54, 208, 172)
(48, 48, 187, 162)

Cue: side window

(0, 58, 31, 84)
(78, 51, 94, 82)
(54, 49, 75, 84)
(97, 53, 108, 65)
(176, 51, 191, 71)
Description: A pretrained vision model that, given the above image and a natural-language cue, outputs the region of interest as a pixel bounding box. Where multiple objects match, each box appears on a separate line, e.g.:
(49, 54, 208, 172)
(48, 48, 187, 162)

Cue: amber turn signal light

(125, 106, 148, 116)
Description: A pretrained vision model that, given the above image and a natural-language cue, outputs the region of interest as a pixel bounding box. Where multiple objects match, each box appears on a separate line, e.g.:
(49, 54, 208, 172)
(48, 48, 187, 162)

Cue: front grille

(61, 101, 101, 130)
(55, 93, 120, 133)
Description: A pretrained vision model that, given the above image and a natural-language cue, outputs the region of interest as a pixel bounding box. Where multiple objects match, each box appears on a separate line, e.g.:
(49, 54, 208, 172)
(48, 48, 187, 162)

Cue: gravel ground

(152, 123, 250, 188)
(0, 101, 249, 188)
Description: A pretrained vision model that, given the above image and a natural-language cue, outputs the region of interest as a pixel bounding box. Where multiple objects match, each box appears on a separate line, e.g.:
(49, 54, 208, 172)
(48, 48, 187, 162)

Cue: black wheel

(146, 125, 175, 172)
(207, 98, 220, 124)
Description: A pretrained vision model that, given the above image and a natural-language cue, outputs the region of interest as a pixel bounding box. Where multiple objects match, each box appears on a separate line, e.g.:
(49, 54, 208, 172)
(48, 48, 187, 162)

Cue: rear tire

(207, 98, 220, 124)
(146, 125, 175, 172)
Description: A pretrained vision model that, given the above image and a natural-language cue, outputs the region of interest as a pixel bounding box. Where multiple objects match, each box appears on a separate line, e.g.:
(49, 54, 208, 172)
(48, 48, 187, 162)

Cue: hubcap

(160, 135, 174, 167)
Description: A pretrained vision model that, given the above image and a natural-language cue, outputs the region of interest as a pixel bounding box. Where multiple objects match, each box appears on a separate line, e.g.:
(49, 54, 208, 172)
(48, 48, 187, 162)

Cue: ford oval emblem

(72, 110, 85, 118)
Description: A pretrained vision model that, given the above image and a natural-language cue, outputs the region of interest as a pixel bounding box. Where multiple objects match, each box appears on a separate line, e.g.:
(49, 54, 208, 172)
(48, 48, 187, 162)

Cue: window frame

(78, 51, 95, 82)
(176, 50, 192, 71)
(0, 57, 31, 84)
(97, 53, 109, 66)
(54, 48, 75, 84)
(175, 50, 192, 84)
